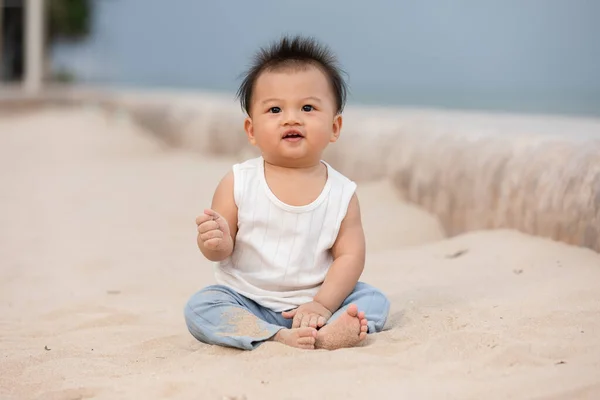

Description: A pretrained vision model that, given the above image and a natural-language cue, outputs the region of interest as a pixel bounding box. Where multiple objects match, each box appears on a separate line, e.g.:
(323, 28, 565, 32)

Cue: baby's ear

(330, 114, 343, 143)
(244, 117, 257, 145)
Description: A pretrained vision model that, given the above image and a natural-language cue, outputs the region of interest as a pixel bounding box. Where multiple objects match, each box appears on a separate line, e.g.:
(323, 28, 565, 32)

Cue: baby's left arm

(313, 193, 366, 313)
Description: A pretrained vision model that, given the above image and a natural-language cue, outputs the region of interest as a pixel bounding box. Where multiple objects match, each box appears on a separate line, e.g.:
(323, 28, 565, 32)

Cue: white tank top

(214, 156, 357, 312)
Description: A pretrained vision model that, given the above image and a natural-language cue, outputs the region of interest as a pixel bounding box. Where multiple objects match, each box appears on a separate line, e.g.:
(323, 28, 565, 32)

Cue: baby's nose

(283, 109, 302, 125)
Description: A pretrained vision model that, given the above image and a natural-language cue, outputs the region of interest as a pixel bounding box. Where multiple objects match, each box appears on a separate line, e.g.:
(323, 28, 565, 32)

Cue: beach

(1, 104, 600, 399)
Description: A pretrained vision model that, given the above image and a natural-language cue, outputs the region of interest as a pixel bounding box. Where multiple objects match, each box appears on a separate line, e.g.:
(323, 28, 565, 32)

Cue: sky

(52, 0, 600, 116)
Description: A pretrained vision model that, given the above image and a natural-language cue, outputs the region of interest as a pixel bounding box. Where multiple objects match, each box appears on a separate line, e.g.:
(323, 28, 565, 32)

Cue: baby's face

(244, 65, 341, 167)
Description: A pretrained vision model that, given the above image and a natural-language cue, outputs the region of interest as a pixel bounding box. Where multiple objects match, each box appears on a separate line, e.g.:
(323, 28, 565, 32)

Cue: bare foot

(315, 304, 368, 350)
(272, 327, 317, 349)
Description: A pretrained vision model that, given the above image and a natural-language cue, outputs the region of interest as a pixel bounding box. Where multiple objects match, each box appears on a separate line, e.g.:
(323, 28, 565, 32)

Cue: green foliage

(48, 0, 92, 40)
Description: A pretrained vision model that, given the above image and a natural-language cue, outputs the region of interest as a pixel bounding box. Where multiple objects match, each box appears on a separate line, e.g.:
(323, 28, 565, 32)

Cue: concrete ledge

(2, 87, 599, 252)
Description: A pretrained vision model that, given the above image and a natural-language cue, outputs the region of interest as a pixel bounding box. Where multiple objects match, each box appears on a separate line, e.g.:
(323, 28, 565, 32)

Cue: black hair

(236, 35, 348, 115)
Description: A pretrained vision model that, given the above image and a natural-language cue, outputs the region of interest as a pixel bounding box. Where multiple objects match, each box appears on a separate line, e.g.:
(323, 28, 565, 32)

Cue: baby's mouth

(282, 131, 304, 141)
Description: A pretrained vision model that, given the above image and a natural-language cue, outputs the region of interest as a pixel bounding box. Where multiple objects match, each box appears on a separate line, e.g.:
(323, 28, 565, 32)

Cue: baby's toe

(359, 331, 367, 341)
(346, 304, 359, 317)
(360, 324, 368, 333)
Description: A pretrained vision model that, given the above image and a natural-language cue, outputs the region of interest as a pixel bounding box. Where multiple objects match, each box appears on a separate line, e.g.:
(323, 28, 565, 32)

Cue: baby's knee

(183, 285, 236, 331)
(355, 284, 390, 332)
(367, 291, 390, 333)
(356, 283, 390, 309)
(370, 288, 390, 317)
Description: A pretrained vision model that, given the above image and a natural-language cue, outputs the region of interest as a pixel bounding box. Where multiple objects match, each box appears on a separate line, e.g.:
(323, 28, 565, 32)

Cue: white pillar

(24, 0, 45, 94)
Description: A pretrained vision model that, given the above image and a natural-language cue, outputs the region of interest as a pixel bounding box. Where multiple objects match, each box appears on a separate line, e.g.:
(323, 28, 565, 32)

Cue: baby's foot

(272, 327, 317, 349)
(315, 304, 368, 350)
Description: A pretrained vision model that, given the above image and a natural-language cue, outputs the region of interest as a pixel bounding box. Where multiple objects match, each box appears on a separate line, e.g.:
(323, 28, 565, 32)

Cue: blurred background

(1, 0, 600, 117)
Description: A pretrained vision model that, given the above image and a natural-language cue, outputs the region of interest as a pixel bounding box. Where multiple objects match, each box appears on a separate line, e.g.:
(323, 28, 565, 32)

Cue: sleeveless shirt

(214, 156, 357, 311)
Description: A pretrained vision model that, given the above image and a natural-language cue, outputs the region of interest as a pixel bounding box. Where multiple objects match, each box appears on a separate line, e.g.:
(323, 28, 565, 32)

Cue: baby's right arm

(195, 170, 238, 262)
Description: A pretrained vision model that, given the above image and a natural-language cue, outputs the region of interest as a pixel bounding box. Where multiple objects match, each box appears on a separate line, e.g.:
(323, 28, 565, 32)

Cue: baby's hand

(282, 301, 333, 329)
(196, 209, 231, 251)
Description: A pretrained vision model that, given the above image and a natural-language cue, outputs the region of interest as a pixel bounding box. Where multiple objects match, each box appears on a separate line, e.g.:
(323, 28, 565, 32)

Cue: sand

(1, 107, 600, 399)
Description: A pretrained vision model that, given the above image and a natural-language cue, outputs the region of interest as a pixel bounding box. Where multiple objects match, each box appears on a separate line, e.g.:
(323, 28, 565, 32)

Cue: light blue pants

(184, 282, 390, 350)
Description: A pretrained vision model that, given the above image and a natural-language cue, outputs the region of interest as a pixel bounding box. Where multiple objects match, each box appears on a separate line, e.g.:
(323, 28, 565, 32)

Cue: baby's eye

(302, 105, 314, 112)
(269, 106, 281, 113)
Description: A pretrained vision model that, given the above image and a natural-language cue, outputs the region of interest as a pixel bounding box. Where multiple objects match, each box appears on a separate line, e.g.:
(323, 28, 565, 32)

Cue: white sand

(1, 107, 599, 399)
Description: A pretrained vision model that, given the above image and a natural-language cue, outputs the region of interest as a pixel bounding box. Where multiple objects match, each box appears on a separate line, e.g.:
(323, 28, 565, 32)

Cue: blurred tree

(47, 0, 91, 41)
(1, 0, 94, 82)
(45, 0, 92, 82)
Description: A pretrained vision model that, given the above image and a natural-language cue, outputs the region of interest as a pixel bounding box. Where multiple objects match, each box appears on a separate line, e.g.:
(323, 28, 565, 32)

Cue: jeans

(184, 282, 390, 350)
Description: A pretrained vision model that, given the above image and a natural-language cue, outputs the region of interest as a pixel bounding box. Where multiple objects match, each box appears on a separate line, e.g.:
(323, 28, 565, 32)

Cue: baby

(184, 35, 390, 350)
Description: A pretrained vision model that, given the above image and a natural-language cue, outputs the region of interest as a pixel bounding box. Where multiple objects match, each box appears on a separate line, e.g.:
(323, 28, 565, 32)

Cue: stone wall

(4, 88, 599, 252)
(112, 91, 600, 253)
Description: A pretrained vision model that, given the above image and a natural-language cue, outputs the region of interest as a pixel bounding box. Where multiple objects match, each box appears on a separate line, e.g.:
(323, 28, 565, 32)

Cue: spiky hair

(236, 35, 348, 115)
